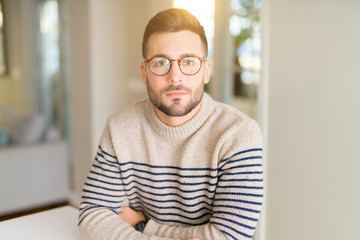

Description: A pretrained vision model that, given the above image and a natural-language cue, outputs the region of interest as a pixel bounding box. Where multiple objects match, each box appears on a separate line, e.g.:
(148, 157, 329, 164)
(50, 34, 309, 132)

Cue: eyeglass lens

(148, 57, 202, 76)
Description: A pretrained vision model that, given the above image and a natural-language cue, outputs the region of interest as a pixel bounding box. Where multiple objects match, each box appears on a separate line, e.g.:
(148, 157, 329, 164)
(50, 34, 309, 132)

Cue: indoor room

(0, 0, 359, 239)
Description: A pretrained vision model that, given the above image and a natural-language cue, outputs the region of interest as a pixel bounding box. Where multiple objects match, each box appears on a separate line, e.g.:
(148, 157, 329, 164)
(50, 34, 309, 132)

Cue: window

(173, 0, 215, 60)
(174, 0, 261, 120)
(37, 0, 70, 139)
(230, 0, 261, 119)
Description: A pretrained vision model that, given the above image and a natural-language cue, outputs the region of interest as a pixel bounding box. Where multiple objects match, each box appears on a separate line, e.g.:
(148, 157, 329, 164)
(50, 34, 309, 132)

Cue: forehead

(146, 30, 205, 59)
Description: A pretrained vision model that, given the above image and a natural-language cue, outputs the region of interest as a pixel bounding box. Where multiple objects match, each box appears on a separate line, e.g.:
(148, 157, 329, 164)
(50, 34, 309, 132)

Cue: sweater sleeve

(143, 120, 264, 240)
(78, 123, 181, 240)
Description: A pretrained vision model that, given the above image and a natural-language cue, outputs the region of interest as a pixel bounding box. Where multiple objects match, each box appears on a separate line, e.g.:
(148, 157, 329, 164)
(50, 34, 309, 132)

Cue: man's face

(141, 30, 211, 117)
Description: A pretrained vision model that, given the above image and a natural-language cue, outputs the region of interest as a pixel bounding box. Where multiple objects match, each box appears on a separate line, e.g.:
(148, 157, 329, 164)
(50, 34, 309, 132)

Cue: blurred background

(0, 0, 359, 240)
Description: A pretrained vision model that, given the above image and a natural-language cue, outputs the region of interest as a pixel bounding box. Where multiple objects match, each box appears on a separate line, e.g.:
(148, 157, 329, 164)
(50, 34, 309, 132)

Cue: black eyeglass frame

(144, 56, 207, 76)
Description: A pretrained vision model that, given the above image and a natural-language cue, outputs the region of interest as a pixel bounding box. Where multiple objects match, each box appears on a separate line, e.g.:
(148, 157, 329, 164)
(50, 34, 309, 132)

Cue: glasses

(144, 56, 206, 76)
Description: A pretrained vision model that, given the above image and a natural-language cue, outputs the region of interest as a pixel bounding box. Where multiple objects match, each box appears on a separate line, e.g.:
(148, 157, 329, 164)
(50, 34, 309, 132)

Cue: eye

(152, 58, 169, 67)
(181, 57, 197, 66)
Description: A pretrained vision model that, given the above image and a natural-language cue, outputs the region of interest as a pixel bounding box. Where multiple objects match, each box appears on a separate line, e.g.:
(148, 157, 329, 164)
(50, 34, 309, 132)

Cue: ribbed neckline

(146, 93, 214, 139)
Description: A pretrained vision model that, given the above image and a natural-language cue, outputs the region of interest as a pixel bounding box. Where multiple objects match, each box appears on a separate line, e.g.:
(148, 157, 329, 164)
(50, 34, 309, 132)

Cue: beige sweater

(78, 93, 264, 240)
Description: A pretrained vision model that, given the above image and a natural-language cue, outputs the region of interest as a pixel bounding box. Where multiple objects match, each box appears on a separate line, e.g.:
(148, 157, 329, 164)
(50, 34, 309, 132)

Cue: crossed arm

(119, 207, 200, 240)
(79, 121, 263, 240)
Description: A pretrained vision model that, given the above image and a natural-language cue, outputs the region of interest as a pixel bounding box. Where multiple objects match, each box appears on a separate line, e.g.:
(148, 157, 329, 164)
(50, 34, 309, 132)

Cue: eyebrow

(148, 53, 198, 59)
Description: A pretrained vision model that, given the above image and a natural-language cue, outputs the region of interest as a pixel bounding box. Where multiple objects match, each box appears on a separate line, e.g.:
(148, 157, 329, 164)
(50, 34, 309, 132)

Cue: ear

(140, 62, 147, 84)
(203, 60, 211, 84)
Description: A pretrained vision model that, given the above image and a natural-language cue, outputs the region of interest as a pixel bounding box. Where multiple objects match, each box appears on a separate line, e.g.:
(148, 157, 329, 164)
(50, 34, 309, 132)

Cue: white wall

(69, 0, 130, 203)
(264, 0, 360, 239)
(68, 0, 93, 203)
(89, 0, 129, 157)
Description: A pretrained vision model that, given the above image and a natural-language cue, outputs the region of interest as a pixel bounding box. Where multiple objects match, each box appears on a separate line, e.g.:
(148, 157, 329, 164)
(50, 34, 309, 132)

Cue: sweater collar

(146, 93, 214, 138)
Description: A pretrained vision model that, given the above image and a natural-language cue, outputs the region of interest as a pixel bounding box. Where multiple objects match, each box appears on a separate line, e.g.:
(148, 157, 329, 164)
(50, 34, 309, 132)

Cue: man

(78, 8, 263, 240)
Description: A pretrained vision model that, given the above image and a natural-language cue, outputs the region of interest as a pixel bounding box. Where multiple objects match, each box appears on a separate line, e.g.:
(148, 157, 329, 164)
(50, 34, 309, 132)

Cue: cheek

(193, 74, 206, 88)
(146, 77, 165, 92)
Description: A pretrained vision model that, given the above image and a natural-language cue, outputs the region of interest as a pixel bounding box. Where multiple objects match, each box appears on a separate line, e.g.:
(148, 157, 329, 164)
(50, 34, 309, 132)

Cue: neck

(155, 101, 202, 127)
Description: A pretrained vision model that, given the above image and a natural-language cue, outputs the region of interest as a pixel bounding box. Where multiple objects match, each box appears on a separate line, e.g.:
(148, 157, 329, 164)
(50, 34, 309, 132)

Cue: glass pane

(173, 0, 215, 60)
(173, 0, 215, 93)
(230, 0, 261, 120)
(38, 0, 61, 135)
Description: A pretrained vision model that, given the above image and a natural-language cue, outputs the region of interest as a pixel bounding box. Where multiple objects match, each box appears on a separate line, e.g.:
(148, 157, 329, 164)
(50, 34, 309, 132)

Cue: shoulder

(205, 95, 259, 134)
(98, 98, 151, 154)
(204, 95, 263, 158)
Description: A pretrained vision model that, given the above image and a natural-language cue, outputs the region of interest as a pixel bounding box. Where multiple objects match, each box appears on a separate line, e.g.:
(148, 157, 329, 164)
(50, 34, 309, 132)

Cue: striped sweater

(78, 93, 264, 240)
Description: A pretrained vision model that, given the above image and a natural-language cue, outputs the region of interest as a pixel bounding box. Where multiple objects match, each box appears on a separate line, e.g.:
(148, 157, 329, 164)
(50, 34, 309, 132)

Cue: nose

(168, 61, 183, 84)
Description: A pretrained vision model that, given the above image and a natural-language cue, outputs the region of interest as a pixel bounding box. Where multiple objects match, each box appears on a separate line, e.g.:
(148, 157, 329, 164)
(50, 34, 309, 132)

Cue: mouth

(165, 90, 188, 98)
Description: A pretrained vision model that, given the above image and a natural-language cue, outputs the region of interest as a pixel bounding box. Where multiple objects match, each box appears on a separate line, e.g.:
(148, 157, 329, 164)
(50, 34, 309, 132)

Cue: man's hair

(142, 8, 208, 58)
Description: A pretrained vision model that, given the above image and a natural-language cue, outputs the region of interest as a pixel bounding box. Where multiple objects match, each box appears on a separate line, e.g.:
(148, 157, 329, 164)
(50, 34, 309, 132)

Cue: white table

(0, 206, 79, 240)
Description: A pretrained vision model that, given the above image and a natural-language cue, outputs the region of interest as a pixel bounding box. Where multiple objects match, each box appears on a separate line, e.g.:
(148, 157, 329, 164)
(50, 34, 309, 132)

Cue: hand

(118, 206, 146, 227)
(119, 207, 199, 239)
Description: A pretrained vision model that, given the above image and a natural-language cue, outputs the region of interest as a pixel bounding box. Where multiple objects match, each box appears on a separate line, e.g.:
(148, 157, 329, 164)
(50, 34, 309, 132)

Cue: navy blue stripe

(97, 152, 119, 165)
(88, 171, 262, 187)
(219, 163, 262, 173)
(78, 205, 103, 221)
(212, 221, 253, 239)
(216, 192, 263, 198)
(99, 145, 117, 159)
(136, 203, 212, 221)
(78, 202, 118, 224)
(87, 176, 122, 186)
(120, 161, 217, 172)
(127, 179, 215, 194)
(95, 156, 119, 168)
(219, 178, 263, 182)
(121, 167, 218, 179)
(224, 156, 262, 168)
(100, 146, 261, 171)
(126, 185, 214, 201)
(133, 205, 210, 226)
(214, 198, 262, 206)
(95, 161, 263, 179)
(217, 185, 263, 190)
(212, 204, 260, 214)
(83, 189, 125, 198)
(89, 174, 216, 194)
(78, 212, 91, 226)
(128, 192, 212, 208)
(90, 170, 121, 180)
(212, 216, 255, 230)
(82, 188, 260, 213)
(220, 148, 263, 164)
(82, 196, 123, 204)
(222, 171, 263, 176)
(131, 199, 211, 214)
(122, 174, 217, 186)
(93, 164, 120, 174)
(84, 182, 124, 192)
(97, 146, 261, 173)
(117, 151, 262, 172)
(89, 170, 263, 188)
(213, 210, 258, 222)
(79, 202, 122, 210)
(79, 208, 118, 227)
(88, 173, 217, 187)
